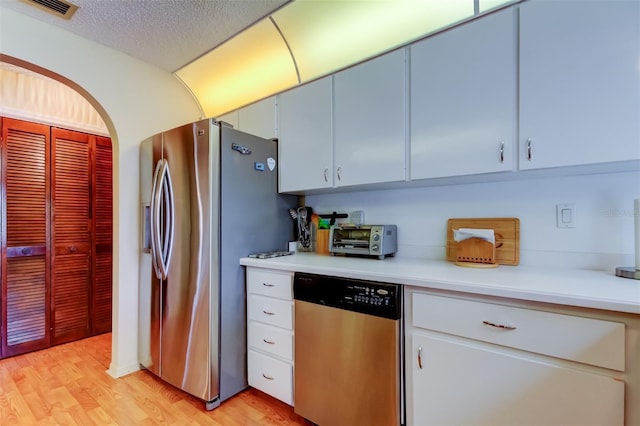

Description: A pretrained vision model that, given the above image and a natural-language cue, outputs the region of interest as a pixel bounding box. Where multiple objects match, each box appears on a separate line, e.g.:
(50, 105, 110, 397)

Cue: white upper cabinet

(277, 77, 333, 193)
(237, 96, 277, 140)
(216, 111, 238, 129)
(519, 0, 640, 170)
(333, 49, 407, 187)
(410, 8, 516, 180)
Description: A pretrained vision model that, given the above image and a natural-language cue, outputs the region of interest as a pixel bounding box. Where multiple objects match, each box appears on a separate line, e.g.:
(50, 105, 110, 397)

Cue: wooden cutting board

(446, 218, 520, 266)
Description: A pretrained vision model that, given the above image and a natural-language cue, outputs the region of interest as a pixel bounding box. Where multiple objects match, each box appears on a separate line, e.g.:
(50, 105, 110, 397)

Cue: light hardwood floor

(0, 333, 309, 425)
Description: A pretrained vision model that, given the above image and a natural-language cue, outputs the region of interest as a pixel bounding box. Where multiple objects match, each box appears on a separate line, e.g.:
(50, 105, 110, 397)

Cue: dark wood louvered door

(1, 118, 112, 358)
(51, 128, 92, 345)
(1, 118, 51, 357)
(93, 137, 112, 334)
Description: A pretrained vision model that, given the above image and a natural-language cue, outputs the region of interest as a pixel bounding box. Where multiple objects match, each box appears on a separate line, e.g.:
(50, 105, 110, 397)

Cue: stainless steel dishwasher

(293, 272, 404, 426)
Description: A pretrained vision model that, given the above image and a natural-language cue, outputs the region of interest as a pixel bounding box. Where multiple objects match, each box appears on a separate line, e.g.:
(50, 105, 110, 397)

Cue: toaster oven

(329, 225, 397, 259)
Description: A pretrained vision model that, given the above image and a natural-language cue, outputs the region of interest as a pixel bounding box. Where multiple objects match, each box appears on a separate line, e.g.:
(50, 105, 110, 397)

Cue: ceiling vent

(21, 0, 79, 20)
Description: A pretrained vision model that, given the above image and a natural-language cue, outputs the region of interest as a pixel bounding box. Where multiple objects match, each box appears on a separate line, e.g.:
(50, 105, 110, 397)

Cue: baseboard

(107, 361, 140, 379)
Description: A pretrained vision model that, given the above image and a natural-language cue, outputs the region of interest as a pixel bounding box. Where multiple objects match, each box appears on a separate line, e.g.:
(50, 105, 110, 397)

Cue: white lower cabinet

(406, 290, 628, 426)
(246, 267, 294, 405)
(247, 350, 293, 405)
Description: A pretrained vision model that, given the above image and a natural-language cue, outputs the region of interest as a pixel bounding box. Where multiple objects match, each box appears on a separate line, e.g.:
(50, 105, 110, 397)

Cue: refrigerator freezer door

(219, 125, 296, 400)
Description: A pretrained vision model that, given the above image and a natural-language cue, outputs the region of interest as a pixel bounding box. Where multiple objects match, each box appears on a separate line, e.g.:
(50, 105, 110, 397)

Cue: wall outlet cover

(350, 210, 364, 225)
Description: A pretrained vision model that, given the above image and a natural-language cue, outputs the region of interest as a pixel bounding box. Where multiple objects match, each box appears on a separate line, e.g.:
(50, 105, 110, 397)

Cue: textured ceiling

(1, 0, 291, 72)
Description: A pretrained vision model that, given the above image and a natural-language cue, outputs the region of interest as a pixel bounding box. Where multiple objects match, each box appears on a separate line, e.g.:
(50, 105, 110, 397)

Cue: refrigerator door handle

(150, 159, 164, 279)
(158, 160, 175, 279)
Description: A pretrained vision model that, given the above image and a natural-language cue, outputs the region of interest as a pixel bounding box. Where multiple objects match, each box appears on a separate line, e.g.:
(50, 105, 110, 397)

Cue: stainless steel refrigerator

(138, 119, 295, 409)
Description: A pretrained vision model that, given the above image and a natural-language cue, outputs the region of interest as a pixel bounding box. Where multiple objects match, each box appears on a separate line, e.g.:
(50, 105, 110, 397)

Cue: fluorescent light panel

(274, 0, 475, 82)
(176, 0, 515, 118)
(175, 19, 298, 118)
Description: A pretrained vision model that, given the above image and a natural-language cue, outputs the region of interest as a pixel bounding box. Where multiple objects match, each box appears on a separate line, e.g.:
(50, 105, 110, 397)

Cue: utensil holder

(316, 229, 330, 255)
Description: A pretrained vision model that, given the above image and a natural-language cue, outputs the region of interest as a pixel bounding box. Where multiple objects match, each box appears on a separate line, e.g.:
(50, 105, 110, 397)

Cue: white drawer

(412, 292, 625, 371)
(248, 321, 293, 361)
(248, 349, 293, 405)
(247, 268, 293, 300)
(248, 294, 293, 329)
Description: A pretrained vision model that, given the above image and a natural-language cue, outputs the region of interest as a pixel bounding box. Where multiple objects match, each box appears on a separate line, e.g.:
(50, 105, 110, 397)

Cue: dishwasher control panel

(293, 272, 401, 319)
(346, 284, 394, 307)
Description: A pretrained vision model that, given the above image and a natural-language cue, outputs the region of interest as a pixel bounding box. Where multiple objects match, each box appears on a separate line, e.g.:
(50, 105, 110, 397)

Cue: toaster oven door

(331, 227, 372, 253)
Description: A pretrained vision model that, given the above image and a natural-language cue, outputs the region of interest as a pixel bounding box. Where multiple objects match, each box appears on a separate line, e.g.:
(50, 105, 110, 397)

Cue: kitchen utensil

(288, 208, 298, 220)
(297, 206, 313, 251)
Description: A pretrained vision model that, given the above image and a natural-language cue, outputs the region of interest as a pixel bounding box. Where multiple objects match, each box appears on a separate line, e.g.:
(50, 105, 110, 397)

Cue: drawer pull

(483, 320, 517, 330)
(262, 373, 275, 380)
(263, 338, 275, 345)
(417, 346, 423, 370)
(262, 282, 275, 287)
(262, 310, 275, 316)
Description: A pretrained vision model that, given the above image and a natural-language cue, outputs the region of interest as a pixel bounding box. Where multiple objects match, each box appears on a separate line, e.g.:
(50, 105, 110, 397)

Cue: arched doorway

(0, 59, 116, 359)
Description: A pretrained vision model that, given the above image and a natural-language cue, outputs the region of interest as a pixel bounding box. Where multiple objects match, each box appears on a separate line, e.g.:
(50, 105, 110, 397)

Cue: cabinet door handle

(262, 310, 275, 316)
(417, 346, 423, 369)
(526, 138, 532, 161)
(482, 320, 517, 330)
(500, 141, 504, 163)
(262, 282, 275, 287)
(324, 167, 329, 182)
(262, 373, 275, 380)
(263, 338, 275, 345)
(337, 166, 342, 181)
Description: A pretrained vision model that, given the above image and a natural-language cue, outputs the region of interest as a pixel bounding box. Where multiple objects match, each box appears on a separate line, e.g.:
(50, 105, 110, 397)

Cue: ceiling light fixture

(175, 0, 515, 118)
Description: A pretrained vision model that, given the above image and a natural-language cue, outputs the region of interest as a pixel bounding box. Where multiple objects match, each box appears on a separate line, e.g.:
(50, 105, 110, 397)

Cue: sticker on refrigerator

(267, 157, 276, 171)
(254, 162, 265, 171)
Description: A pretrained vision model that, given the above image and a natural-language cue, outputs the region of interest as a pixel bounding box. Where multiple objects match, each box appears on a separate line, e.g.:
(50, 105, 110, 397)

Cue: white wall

(307, 171, 640, 271)
(0, 6, 202, 377)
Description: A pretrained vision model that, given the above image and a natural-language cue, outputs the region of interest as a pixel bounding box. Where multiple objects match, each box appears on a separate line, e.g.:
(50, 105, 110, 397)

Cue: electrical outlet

(350, 210, 364, 225)
(556, 203, 576, 228)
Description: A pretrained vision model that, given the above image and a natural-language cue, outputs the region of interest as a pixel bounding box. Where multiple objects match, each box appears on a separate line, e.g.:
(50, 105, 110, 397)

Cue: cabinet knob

(337, 166, 342, 181)
(324, 167, 329, 182)
(262, 282, 275, 287)
(526, 138, 532, 161)
(500, 141, 505, 163)
(417, 346, 423, 369)
(262, 310, 275, 316)
(262, 373, 275, 381)
(263, 338, 275, 345)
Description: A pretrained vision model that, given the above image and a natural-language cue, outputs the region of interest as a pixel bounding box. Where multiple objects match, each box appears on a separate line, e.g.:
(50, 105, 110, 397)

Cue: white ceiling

(1, 0, 291, 72)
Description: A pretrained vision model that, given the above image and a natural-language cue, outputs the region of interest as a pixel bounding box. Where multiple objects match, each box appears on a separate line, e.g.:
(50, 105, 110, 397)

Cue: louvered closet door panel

(93, 137, 112, 334)
(51, 128, 91, 344)
(1, 118, 51, 357)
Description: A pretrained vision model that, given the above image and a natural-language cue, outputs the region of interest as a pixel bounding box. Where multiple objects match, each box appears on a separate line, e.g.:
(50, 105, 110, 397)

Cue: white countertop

(240, 253, 640, 314)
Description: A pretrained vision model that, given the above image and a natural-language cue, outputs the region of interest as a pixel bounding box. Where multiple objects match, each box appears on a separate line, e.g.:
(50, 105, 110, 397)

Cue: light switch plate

(556, 203, 576, 228)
